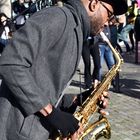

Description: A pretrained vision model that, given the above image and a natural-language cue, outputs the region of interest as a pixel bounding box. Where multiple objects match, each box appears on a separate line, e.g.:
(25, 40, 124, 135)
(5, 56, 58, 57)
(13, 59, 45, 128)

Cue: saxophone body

(56, 32, 123, 140)
(75, 32, 123, 140)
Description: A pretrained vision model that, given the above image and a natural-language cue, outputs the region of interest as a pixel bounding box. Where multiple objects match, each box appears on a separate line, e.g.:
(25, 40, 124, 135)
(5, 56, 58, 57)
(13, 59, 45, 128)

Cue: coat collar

(65, 0, 90, 42)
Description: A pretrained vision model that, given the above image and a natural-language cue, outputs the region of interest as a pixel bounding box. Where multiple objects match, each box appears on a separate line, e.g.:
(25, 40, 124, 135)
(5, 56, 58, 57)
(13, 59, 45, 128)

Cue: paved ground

(65, 51, 140, 140)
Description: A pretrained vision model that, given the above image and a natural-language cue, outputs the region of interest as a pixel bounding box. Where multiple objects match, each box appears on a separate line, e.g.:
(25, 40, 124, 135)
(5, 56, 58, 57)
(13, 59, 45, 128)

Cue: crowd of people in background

(0, 13, 15, 53)
(0, 0, 64, 55)
(0, 0, 140, 89)
(82, 0, 140, 90)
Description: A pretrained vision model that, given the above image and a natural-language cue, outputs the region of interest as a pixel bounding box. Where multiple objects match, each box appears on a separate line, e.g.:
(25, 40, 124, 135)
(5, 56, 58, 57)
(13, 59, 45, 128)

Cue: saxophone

(56, 31, 123, 140)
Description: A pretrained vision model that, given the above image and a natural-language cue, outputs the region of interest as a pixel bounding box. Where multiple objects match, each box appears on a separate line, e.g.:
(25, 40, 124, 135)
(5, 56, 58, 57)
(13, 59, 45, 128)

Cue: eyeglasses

(100, 2, 115, 22)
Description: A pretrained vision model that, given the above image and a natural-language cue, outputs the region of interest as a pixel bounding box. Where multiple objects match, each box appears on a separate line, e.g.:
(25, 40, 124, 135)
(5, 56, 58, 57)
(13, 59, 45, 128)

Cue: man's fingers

(103, 98, 109, 108)
(78, 123, 84, 136)
(71, 123, 83, 140)
(71, 131, 78, 140)
(103, 91, 109, 97)
(98, 91, 110, 110)
(98, 91, 110, 116)
(100, 94, 105, 100)
(99, 91, 110, 101)
(99, 91, 110, 103)
(99, 109, 109, 116)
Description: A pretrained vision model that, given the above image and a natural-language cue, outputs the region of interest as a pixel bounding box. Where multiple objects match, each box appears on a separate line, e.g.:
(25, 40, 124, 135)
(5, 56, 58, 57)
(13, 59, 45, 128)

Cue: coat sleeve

(0, 8, 67, 116)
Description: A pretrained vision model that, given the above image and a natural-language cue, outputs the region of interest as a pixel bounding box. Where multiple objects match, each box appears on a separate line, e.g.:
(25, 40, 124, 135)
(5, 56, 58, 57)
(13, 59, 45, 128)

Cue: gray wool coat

(0, 5, 83, 140)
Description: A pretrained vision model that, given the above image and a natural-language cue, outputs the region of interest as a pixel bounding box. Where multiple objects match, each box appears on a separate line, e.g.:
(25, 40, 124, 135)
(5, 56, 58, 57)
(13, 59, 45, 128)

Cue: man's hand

(63, 123, 83, 140)
(40, 104, 83, 139)
(98, 91, 110, 115)
(44, 107, 80, 138)
(92, 80, 110, 115)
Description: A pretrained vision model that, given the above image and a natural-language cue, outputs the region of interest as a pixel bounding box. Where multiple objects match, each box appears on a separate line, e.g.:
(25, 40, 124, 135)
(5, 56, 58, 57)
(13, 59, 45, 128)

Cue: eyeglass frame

(100, 2, 115, 22)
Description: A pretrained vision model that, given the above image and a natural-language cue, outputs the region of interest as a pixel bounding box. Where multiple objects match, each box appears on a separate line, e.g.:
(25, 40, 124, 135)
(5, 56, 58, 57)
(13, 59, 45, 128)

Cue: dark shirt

(12, 1, 28, 15)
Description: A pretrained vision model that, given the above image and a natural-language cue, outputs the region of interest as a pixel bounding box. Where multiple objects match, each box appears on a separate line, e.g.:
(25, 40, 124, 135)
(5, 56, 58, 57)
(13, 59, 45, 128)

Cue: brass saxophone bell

(78, 116, 111, 140)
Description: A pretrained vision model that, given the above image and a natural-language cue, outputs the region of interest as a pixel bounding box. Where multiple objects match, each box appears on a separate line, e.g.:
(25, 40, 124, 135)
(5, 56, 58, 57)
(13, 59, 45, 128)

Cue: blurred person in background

(127, 0, 139, 52)
(12, 0, 28, 29)
(134, 8, 140, 63)
(0, 0, 11, 18)
(134, 8, 140, 44)
(28, 0, 37, 16)
(0, 13, 15, 53)
(82, 36, 101, 89)
(117, 14, 132, 53)
(95, 21, 115, 81)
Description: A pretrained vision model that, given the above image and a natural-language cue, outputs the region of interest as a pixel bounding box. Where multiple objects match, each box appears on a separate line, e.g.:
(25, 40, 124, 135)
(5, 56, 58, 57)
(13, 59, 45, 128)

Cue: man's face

(89, 2, 114, 36)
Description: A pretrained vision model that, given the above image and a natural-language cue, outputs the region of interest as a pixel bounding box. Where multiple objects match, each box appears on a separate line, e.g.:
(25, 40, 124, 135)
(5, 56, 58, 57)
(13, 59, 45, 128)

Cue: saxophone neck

(100, 31, 123, 67)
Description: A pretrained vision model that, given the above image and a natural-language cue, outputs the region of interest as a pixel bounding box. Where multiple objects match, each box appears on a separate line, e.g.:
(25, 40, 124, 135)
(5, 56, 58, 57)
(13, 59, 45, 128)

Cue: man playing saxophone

(0, 0, 128, 140)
